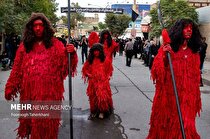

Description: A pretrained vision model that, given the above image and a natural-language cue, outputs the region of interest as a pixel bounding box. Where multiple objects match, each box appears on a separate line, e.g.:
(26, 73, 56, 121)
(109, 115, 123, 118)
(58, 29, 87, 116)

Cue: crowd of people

(114, 36, 160, 68)
(0, 34, 20, 69)
(2, 12, 209, 139)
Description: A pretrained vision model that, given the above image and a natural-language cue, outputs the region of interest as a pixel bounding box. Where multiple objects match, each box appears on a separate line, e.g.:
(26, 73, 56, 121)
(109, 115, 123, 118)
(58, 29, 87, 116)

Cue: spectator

(124, 38, 134, 67)
(199, 37, 208, 86)
(80, 35, 88, 64)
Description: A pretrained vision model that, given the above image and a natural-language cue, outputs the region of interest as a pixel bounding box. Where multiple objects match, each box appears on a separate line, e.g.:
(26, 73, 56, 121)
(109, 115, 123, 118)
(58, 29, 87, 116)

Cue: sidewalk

(202, 60, 210, 86)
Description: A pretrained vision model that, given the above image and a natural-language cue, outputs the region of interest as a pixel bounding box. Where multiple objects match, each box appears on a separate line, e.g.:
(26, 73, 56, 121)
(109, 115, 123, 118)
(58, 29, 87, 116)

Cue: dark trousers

(200, 70, 203, 86)
(126, 50, 133, 67)
(81, 49, 88, 63)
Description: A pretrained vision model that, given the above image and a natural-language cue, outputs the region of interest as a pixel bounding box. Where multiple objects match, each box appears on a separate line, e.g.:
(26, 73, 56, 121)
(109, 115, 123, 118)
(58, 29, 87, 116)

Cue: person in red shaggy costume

(99, 30, 118, 62)
(5, 13, 78, 139)
(82, 43, 113, 119)
(147, 18, 203, 139)
(88, 31, 99, 48)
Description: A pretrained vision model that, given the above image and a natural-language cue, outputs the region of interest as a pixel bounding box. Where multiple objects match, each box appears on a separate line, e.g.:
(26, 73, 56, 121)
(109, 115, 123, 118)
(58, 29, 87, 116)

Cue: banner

(61, 7, 124, 14)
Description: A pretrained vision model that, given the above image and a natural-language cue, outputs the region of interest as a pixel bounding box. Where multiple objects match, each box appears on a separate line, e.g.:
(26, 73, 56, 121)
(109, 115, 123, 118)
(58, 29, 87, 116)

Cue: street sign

(61, 7, 124, 14)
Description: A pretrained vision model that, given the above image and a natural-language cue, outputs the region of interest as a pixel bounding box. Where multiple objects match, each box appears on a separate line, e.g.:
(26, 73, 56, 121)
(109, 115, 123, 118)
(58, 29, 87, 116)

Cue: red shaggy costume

(147, 19, 202, 139)
(103, 39, 118, 61)
(5, 13, 78, 139)
(82, 43, 113, 117)
(99, 30, 118, 62)
(88, 31, 99, 48)
(88, 30, 118, 62)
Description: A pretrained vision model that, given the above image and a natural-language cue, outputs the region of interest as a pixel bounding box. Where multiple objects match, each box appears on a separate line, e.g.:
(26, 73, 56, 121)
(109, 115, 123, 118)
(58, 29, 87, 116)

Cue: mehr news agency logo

(10, 102, 72, 118)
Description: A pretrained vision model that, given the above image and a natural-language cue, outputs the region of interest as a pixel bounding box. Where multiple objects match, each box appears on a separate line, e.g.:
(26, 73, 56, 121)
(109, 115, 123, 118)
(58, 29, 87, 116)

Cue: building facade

(111, 3, 151, 38)
(111, 4, 150, 28)
(196, 6, 210, 60)
(187, 0, 210, 8)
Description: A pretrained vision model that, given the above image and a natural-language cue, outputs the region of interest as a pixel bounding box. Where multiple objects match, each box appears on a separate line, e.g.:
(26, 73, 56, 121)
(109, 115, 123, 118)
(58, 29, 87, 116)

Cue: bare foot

(98, 113, 104, 119)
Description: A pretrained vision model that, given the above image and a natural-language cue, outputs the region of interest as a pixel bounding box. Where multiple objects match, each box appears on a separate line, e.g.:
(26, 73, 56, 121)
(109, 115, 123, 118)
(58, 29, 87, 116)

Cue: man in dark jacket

(80, 35, 88, 64)
(200, 37, 208, 86)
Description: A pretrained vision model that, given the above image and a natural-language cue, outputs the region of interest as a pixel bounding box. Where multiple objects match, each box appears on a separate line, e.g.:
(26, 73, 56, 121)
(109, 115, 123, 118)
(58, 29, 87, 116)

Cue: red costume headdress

(88, 31, 99, 48)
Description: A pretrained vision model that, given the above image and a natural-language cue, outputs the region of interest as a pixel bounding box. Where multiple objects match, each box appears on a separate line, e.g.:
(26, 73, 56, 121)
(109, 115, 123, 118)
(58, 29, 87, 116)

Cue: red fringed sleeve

(150, 46, 174, 84)
(112, 40, 119, 52)
(55, 39, 78, 80)
(104, 58, 113, 78)
(81, 61, 91, 82)
(82, 58, 113, 81)
(103, 40, 119, 63)
(162, 29, 171, 45)
(69, 51, 78, 77)
(5, 44, 25, 100)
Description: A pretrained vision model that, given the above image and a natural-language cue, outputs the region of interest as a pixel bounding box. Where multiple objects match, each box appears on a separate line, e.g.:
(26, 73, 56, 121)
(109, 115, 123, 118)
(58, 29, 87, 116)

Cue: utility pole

(67, 1, 74, 139)
(131, 0, 137, 38)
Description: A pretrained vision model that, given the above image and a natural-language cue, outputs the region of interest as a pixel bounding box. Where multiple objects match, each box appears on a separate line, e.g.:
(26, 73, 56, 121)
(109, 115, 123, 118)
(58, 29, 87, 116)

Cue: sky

(55, 0, 157, 22)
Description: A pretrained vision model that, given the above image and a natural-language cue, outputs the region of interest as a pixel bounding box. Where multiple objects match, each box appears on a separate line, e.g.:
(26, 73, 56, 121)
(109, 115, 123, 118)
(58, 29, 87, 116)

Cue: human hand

(162, 44, 172, 67)
(5, 92, 12, 101)
(66, 44, 75, 53)
(5, 90, 17, 101)
(162, 44, 172, 53)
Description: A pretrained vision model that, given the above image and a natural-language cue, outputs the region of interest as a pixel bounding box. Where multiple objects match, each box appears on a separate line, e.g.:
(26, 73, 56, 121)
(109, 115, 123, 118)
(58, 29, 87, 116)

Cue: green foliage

(105, 13, 131, 37)
(0, 0, 15, 33)
(69, 2, 85, 29)
(150, 0, 198, 38)
(98, 22, 107, 30)
(60, 16, 68, 24)
(0, 0, 58, 35)
(59, 2, 85, 29)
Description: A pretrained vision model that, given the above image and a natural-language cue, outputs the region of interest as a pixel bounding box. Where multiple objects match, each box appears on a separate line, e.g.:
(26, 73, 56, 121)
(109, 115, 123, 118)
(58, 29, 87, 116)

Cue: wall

(199, 23, 210, 60)
(196, 6, 210, 60)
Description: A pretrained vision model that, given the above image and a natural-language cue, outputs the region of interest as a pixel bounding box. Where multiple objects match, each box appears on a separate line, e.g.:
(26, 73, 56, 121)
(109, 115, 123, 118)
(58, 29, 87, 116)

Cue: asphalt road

(0, 49, 210, 139)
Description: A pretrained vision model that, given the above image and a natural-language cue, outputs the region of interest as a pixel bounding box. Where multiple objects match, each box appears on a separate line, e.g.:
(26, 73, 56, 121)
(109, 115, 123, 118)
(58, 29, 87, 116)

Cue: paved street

(0, 48, 210, 139)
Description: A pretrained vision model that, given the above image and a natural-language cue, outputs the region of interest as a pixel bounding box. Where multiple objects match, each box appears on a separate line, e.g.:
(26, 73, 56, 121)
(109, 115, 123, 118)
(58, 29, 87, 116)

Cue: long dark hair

(169, 18, 202, 53)
(23, 13, 55, 53)
(99, 30, 112, 48)
(88, 43, 105, 64)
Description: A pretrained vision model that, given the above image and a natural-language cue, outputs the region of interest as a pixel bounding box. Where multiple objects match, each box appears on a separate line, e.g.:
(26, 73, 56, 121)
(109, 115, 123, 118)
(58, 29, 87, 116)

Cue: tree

(0, 0, 58, 35)
(149, 0, 198, 38)
(98, 22, 107, 30)
(58, 2, 85, 29)
(60, 16, 68, 24)
(28, 0, 58, 24)
(105, 13, 131, 37)
(0, 0, 16, 33)
(69, 2, 85, 29)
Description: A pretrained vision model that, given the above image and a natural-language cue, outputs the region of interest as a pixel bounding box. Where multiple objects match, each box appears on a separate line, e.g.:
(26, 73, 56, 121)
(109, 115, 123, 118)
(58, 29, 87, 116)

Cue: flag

(132, 4, 139, 22)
